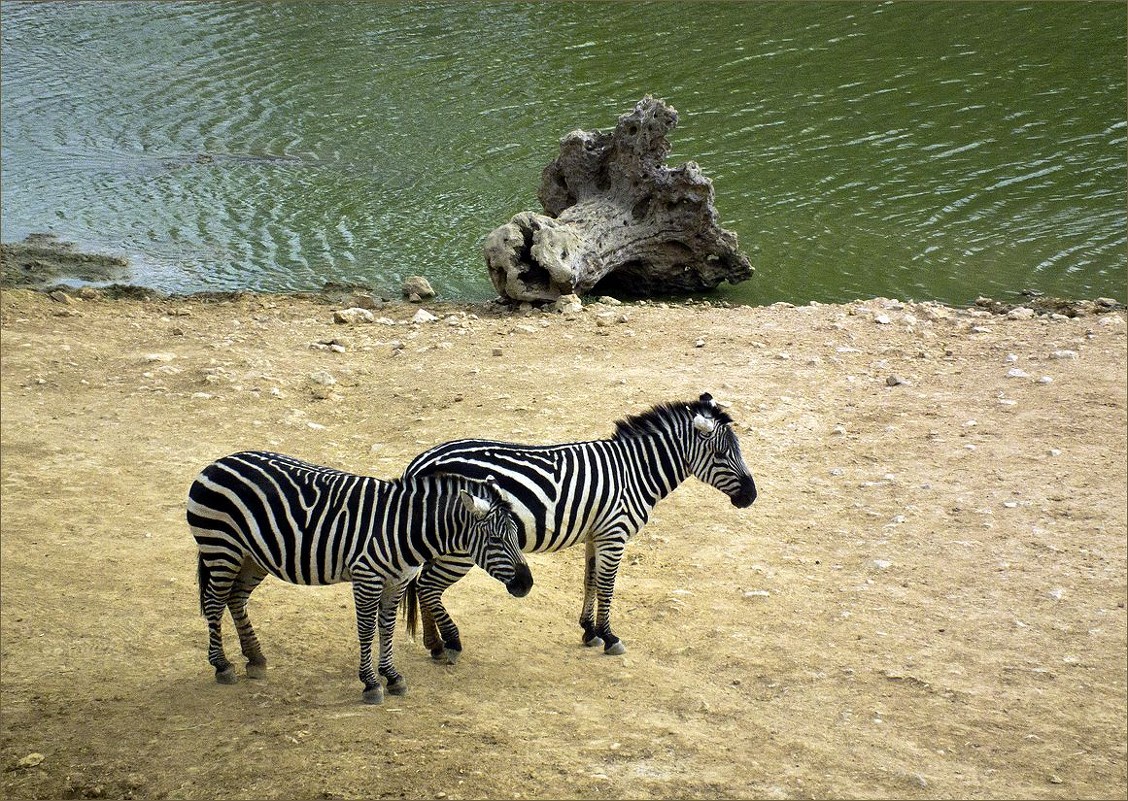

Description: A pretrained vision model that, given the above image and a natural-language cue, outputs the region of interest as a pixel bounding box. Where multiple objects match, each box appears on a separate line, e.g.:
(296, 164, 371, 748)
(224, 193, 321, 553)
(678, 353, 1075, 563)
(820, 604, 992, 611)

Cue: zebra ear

(484, 475, 502, 501)
(700, 392, 716, 407)
(459, 490, 491, 519)
(693, 413, 717, 435)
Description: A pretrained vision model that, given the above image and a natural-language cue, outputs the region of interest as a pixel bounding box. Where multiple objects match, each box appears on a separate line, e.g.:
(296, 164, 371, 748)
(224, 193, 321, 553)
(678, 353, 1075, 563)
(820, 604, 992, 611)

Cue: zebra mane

(611, 394, 733, 440)
(433, 473, 515, 515)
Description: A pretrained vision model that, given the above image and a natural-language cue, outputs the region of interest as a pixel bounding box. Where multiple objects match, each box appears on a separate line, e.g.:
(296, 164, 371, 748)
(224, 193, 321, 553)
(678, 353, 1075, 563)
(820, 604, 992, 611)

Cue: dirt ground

(1, 287, 1125, 800)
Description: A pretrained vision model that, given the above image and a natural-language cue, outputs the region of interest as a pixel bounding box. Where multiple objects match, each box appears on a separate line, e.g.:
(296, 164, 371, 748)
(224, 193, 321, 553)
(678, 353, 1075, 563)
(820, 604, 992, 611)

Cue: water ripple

(1, 0, 1124, 303)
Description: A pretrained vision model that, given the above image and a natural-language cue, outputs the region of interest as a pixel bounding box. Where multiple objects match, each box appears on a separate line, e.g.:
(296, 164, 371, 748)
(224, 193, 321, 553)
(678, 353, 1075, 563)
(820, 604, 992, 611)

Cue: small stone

(874, 314, 892, 325)
(1005, 353, 1019, 363)
(1006, 368, 1030, 379)
(350, 292, 383, 310)
(411, 308, 439, 324)
(1048, 448, 1062, 457)
(492, 347, 504, 357)
(1038, 376, 1053, 384)
(873, 559, 892, 569)
(1050, 350, 1078, 360)
(553, 294, 583, 314)
(1006, 307, 1035, 320)
(402, 275, 435, 299)
(308, 371, 336, 399)
(1049, 774, 1063, 785)
(48, 290, 74, 304)
(886, 375, 910, 387)
(333, 307, 374, 324)
(694, 338, 706, 348)
(145, 353, 175, 362)
(598, 296, 622, 305)
(16, 753, 44, 769)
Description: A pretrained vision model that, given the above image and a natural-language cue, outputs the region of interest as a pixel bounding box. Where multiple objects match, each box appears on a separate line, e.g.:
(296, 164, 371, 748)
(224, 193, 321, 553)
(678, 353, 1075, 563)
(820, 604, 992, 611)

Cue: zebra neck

(613, 426, 692, 505)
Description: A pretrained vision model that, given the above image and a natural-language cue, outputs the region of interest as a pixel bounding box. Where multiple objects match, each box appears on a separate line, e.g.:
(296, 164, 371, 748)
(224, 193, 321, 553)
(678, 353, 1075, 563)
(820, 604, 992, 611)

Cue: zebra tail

(197, 554, 209, 616)
(401, 576, 420, 640)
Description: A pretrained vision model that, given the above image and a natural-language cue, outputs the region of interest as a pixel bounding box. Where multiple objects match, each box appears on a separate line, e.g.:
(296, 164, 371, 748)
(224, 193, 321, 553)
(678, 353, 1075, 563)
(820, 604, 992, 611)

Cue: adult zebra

(187, 450, 532, 704)
(401, 393, 756, 661)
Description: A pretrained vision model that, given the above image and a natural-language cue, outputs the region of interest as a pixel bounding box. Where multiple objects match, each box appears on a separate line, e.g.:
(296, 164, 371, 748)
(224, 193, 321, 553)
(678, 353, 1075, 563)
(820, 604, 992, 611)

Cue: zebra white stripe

(401, 393, 756, 661)
(187, 450, 532, 704)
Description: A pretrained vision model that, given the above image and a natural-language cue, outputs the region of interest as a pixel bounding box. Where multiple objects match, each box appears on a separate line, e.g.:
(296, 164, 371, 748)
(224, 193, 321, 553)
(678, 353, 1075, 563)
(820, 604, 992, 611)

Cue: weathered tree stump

(484, 96, 753, 303)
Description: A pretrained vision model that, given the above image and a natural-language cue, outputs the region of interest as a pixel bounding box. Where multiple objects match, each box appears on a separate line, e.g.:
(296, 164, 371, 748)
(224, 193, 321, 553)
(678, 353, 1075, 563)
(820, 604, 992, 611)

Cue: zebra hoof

(215, 667, 238, 685)
(386, 678, 408, 696)
(246, 662, 267, 680)
(362, 685, 384, 705)
(443, 648, 461, 666)
(583, 635, 604, 649)
(604, 641, 627, 656)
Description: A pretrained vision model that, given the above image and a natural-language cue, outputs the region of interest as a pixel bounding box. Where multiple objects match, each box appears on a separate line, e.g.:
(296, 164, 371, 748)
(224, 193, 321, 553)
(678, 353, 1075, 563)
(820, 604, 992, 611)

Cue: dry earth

(1, 288, 1125, 800)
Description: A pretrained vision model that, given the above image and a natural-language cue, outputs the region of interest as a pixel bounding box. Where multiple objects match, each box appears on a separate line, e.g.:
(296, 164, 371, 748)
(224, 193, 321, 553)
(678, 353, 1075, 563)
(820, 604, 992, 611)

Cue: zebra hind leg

(198, 555, 239, 684)
(228, 560, 269, 679)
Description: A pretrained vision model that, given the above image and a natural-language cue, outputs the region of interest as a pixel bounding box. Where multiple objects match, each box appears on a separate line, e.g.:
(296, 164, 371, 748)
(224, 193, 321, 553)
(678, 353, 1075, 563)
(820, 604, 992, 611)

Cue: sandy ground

(1, 287, 1125, 800)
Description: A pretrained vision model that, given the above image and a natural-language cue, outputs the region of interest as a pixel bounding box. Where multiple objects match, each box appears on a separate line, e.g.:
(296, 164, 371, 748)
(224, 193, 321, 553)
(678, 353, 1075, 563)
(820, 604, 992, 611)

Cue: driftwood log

(484, 96, 753, 303)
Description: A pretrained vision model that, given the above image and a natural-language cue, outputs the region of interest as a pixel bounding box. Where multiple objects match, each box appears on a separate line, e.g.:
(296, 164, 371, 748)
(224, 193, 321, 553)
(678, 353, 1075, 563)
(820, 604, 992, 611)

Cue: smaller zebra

(187, 450, 532, 704)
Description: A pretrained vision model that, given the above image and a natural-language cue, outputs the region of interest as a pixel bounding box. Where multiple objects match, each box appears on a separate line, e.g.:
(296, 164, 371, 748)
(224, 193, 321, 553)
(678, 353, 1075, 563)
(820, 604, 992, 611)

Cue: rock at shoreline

(0, 234, 129, 288)
(402, 276, 435, 301)
(484, 96, 753, 303)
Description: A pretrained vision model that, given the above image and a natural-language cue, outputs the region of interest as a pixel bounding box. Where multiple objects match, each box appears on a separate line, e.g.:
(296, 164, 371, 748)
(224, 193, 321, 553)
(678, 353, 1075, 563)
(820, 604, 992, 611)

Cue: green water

(2, 1, 1125, 305)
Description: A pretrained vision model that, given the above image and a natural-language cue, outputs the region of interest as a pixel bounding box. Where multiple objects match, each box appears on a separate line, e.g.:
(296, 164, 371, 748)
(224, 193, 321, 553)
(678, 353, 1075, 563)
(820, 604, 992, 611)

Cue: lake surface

(2, 1, 1125, 305)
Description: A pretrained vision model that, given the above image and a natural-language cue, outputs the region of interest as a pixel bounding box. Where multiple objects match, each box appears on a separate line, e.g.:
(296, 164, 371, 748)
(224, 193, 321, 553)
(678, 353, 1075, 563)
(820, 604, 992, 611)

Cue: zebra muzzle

(506, 563, 534, 598)
(731, 476, 757, 508)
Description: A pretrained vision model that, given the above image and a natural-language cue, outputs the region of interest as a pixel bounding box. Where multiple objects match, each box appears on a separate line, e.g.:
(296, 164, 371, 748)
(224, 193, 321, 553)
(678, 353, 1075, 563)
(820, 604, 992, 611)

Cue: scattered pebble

(333, 307, 373, 324)
(1050, 350, 1078, 360)
(411, 308, 439, 324)
(1006, 368, 1030, 379)
(886, 375, 910, 387)
(15, 753, 44, 770)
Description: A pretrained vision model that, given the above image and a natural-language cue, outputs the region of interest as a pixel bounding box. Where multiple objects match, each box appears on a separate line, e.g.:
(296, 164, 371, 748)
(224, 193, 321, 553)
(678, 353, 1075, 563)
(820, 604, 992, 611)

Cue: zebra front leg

(578, 540, 603, 649)
(417, 554, 473, 664)
(228, 560, 269, 679)
(198, 555, 239, 684)
(377, 582, 408, 696)
(352, 571, 385, 704)
(591, 539, 628, 655)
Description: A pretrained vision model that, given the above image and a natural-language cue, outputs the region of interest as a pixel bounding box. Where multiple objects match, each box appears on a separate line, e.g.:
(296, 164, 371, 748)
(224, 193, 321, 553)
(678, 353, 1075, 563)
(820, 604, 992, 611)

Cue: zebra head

(682, 393, 758, 508)
(458, 477, 534, 598)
